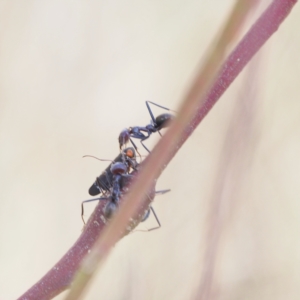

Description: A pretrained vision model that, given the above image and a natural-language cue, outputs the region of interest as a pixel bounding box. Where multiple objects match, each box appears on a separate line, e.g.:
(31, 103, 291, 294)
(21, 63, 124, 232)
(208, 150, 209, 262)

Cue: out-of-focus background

(1, 1, 300, 299)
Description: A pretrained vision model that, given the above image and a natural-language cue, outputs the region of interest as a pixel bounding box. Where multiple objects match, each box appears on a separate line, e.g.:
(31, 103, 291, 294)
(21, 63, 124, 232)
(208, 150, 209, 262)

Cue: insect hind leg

(81, 197, 107, 224)
(146, 101, 174, 117)
(139, 206, 161, 231)
(145, 101, 175, 138)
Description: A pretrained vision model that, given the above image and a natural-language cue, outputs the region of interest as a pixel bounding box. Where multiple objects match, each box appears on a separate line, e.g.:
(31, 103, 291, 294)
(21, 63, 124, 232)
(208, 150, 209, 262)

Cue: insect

(118, 101, 174, 153)
(86, 147, 137, 196)
(82, 149, 170, 229)
(82, 152, 137, 223)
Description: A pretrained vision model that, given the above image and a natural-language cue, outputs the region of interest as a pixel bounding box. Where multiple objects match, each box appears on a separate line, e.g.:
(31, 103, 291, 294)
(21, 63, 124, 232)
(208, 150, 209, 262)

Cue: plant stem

(18, 1, 297, 299)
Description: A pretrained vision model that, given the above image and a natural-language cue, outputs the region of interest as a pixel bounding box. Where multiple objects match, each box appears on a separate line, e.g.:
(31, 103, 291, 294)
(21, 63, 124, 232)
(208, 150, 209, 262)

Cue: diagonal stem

(18, 1, 297, 299)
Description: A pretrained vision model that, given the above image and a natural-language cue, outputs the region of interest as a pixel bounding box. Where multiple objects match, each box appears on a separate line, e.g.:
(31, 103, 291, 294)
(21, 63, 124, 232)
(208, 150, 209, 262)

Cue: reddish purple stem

(185, 0, 297, 141)
(18, 201, 109, 300)
(18, 0, 297, 299)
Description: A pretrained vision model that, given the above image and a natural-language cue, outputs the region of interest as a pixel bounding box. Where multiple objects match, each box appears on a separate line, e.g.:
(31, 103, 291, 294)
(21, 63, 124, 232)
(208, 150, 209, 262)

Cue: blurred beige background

(1, 1, 300, 299)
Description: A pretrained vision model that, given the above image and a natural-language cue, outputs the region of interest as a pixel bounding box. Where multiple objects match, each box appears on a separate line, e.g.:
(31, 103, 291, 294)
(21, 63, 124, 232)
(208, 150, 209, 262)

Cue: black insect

(102, 160, 131, 219)
(82, 150, 136, 223)
(86, 147, 137, 196)
(118, 101, 174, 153)
(82, 149, 170, 229)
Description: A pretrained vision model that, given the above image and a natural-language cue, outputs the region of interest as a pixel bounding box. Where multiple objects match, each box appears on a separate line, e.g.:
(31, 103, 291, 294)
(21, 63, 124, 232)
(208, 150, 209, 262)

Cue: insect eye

(125, 149, 135, 158)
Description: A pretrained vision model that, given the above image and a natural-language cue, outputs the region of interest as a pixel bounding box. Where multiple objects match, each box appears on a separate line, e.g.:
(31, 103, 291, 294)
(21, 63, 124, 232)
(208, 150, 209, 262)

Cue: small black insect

(86, 147, 137, 196)
(82, 148, 170, 230)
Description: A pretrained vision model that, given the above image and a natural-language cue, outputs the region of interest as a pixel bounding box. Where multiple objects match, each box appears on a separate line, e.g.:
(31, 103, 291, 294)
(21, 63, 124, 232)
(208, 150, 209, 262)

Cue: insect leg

(140, 138, 151, 153)
(146, 101, 174, 122)
(81, 197, 108, 224)
(155, 189, 171, 195)
(140, 206, 161, 231)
